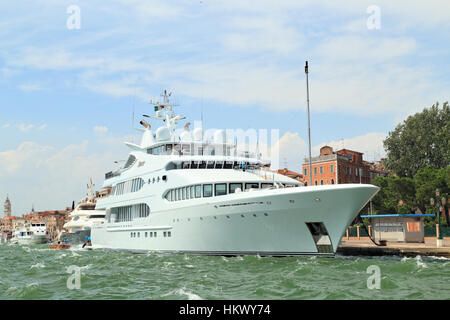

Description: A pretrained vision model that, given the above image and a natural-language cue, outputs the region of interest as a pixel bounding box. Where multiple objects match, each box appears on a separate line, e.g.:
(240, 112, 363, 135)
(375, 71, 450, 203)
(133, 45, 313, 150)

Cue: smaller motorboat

(50, 241, 72, 250)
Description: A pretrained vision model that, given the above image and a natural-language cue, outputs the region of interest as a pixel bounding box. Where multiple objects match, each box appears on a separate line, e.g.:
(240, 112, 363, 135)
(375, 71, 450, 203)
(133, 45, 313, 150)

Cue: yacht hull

(92, 184, 378, 255)
(60, 230, 91, 245)
(16, 236, 47, 245)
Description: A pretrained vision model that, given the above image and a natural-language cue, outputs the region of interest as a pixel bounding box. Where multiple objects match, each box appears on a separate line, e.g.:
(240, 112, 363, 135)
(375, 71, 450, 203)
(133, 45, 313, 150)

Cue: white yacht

(60, 180, 106, 244)
(92, 90, 379, 256)
(12, 223, 48, 245)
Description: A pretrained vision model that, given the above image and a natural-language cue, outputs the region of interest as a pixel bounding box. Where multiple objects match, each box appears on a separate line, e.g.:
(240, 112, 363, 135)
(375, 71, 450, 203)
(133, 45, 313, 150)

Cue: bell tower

(4, 195, 11, 217)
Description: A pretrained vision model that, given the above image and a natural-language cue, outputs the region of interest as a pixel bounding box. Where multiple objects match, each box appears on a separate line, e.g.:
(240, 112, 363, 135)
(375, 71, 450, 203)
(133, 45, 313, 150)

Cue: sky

(1, 0, 449, 215)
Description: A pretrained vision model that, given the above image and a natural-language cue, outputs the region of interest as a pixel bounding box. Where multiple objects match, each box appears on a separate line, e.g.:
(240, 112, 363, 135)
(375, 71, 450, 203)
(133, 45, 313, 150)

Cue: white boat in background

(12, 223, 48, 245)
(92, 90, 379, 256)
(60, 180, 106, 244)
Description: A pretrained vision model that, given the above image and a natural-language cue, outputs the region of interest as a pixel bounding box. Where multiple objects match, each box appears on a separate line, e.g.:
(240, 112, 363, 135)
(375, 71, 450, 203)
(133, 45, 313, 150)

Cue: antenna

(305, 61, 312, 186)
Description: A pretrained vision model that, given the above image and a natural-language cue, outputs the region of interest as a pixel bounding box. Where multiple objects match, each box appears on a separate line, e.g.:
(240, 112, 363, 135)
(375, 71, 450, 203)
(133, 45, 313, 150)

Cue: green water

(0, 244, 448, 300)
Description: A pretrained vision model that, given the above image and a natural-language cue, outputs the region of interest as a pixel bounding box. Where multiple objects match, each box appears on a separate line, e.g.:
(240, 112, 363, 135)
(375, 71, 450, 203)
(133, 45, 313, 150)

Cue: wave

(162, 287, 203, 300)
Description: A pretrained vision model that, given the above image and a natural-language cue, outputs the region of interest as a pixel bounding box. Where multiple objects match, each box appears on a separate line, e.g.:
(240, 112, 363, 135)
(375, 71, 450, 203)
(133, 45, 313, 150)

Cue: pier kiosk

(361, 214, 435, 243)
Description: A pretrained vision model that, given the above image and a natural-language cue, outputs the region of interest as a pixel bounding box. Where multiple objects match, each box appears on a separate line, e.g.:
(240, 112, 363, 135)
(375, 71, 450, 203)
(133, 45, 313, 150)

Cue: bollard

(346, 228, 349, 240)
(357, 226, 360, 240)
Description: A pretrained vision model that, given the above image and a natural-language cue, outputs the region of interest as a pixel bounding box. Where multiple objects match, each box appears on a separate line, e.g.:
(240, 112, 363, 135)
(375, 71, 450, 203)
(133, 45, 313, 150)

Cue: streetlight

(430, 188, 447, 247)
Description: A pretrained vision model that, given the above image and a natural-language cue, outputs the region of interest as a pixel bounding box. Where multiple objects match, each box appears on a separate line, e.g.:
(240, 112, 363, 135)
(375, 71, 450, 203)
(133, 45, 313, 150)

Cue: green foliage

(414, 165, 449, 214)
(371, 176, 415, 214)
(371, 166, 449, 221)
(383, 101, 450, 177)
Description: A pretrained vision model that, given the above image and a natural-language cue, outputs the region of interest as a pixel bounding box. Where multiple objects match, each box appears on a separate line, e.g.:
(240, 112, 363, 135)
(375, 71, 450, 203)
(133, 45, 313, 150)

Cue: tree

(371, 176, 416, 214)
(383, 101, 450, 177)
(414, 166, 449, 216)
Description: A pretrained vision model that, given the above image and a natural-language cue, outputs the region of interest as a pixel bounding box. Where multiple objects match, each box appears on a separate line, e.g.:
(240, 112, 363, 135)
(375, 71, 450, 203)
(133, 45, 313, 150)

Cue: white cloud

(93, 126, 109, 136)
(2, 123, 10, 129)
(17, 123, 34, 132)
(222, 16, 303, 55)
(313, 132, 387, 162)
(269, 132, 307, 172)
(18, 82, 43, 92)
(0, 137, 129, 216)
(38, 124, 47, 130)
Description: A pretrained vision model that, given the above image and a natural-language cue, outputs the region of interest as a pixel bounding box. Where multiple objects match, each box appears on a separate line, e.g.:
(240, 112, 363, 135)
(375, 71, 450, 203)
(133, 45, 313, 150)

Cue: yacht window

(215, 161, 224, 169)
(191, 161, 199, 169)
(229, 183, 243, 194)
(168, 231, 171, 237)
(165, 144, 173, 155)
(186, 187, 190, 200)
(215, 183, 227, 196)
(245, 183, 259, 190)
(89, 215, 105, 219)
(190, 186, 195, 198)
(145, 232, 148, 237)
(203, 184, 213, 197)
(177, 188, 182, 201)
(181, 144, 191, 155)
(175, 162, 182, 170)
(224, 161, 233, 169)
(195, 185, 202, 198)
(123, 155, 137, 169)
(182, 187, 186, 200)
(198, 161, 207, 169)
(233, 161, 239, 169)
(182, 162, 190, 169)
(207, 161, 215, 169)
(261, 183, 273, 189)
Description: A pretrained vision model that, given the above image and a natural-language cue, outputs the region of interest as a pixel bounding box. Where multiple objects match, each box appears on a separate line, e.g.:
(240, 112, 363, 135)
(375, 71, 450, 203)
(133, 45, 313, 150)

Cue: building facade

(276, 169, 305, 183)
(302, 146, 388, 186)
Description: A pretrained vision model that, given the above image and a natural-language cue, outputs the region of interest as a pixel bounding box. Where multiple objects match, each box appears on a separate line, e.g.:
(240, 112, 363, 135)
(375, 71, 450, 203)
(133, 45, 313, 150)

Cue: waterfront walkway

(337, 237, 450, 258)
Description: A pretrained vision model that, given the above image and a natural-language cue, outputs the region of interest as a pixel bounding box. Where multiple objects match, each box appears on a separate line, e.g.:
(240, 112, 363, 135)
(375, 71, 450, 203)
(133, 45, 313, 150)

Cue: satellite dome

(214, 130, 226, 144)
(180, 130, 192, 142)
(193, 128, 203, 141)
(156, 127, 170, 142)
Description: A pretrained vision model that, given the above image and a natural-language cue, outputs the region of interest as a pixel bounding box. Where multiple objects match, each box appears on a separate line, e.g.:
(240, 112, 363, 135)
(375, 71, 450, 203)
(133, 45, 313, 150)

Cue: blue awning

(360, 214, 435, 218)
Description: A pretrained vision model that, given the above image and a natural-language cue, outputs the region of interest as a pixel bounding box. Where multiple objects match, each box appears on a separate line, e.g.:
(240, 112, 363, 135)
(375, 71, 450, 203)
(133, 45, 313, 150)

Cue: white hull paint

(92, 184, 378, 255)
(16, 236, 47, 245)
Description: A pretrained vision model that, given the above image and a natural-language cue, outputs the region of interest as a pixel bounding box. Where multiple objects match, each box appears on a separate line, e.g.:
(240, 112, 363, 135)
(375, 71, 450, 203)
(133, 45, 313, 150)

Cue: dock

(337, 237, 450, 258)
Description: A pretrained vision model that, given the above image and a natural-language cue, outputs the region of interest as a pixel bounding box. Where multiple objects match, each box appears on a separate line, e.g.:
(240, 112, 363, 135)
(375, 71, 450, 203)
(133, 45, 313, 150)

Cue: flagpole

(305, 61, 312, 186)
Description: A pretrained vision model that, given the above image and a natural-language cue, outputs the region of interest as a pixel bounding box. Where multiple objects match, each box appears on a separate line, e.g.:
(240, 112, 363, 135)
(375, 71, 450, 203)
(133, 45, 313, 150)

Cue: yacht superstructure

(12, 223, 47, 245)
(92, 90, 379, 255)
(60, 180, 106, 244)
